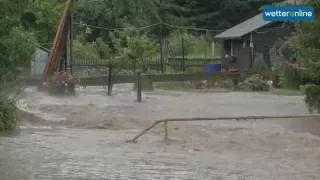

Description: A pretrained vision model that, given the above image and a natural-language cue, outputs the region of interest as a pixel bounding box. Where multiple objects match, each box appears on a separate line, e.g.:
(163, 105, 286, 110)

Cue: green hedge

(0, 96, 17, 132)
(304, 84, 320, 113)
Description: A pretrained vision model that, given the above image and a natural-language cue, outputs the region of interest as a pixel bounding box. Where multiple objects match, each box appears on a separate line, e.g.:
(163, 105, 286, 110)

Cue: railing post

(107, 63, 113, 96)
(164, 120, 168, 140)
(137, 72, 142, 102)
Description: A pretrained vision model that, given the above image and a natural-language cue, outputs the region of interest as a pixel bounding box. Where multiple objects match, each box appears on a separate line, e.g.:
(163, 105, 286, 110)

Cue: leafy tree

(73, 36, 112, 64)
(288, 0, 320, 112)
(2, 28, 38, 79)
(110, 27, 158, 73)
(73, 37, 99, 61)
(0, 0, 40, 81)
(74, 0, 161, 41)
(178, 0, 282, 29)
(0, 0, 39, 131)
(22, 0, 65, 46)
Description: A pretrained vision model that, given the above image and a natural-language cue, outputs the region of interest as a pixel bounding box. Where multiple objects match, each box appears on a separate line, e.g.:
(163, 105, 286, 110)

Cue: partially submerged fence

(127, 115, 320, 143)
(78, 65, 275, 102)
(71, 57, 222, 74)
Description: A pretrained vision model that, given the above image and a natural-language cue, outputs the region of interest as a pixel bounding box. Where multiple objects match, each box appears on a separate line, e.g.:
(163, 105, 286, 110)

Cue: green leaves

(109, 27, 158, 70)
(0, 95, 17, 132)
(288, 3, 320, 70)
(73, 36, 112, 62)
(304, 84, 320, 113)
(0, 26, 38, 84)
(167, 30, 211, 58)
(22, 0, 65, 44)
(287, 0, 320, 112)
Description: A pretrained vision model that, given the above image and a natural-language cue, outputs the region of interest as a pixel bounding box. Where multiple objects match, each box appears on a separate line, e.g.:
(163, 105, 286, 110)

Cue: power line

(162, 23, 225, 32)
(73, 22, 161, 31)
(73, 22, 226, 32)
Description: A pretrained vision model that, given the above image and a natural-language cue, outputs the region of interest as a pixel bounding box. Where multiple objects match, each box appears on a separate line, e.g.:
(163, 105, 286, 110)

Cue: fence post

(59, 55, 64, 72)
(107, 63, 113, 96)
(232, 79, 239, 90)
(159, 22, 164, 73)
(164, 120, 168, 140)
(69, 3, 73, 74)
(181, 35, 185, 72)
(64, 51, 68, 72)
(137, 72, 142, 102)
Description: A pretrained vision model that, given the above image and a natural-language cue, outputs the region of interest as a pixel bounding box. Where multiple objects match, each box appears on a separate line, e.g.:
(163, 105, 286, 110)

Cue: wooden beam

(41, 0, 72, 83)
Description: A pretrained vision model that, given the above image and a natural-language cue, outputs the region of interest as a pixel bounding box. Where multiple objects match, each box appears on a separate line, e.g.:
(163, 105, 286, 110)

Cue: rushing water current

(1, 85, 320, 180)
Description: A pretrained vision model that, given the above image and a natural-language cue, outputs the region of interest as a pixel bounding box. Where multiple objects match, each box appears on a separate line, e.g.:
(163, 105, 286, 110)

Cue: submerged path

(0, 85, 319, 180)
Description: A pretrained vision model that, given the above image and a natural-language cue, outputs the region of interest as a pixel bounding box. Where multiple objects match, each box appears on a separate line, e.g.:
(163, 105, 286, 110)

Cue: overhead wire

(73, 22, 161, 31)
(162, 22, 225, 32)
(73, 21, 226, 32)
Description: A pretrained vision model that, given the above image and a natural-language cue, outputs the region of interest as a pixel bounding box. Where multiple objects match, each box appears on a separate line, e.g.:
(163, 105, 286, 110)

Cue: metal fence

(69, 20, 224, 75)
(71, 56, 222, 75)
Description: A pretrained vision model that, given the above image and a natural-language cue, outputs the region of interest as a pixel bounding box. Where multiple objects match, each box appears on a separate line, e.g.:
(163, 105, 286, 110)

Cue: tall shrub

(0, 96, 17, 131)
(288, 0, 320, 112)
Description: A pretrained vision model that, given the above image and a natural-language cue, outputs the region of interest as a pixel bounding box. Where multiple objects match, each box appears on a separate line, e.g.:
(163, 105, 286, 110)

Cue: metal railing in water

(127, 115, 320, 143)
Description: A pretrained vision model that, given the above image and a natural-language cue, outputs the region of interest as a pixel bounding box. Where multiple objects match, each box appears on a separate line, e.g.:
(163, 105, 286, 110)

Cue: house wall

(242, 23, 293, 68)
(232, 40, 251, 71)
(221, 40, 251, 71)
(220, 23, 293, 71)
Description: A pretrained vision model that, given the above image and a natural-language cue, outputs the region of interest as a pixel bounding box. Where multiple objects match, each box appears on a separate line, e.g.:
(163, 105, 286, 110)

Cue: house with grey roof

(214, 0, 301, 72)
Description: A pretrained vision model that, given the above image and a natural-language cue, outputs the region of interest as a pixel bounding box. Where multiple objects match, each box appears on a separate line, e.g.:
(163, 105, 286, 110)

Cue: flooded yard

(1, 84, 320, 180)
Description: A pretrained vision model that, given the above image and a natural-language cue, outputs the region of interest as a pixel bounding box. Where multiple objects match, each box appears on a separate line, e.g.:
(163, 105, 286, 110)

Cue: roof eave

(38, 47, 50, 53)
(214, 21, 274, 40)
(214, 36, 243, 40)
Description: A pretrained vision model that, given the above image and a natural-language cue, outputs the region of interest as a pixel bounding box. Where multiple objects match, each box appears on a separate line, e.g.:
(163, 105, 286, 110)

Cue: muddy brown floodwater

(1, 84, 320, 180)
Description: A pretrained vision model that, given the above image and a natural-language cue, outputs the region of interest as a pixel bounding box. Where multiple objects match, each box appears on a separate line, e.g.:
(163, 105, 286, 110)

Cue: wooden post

(181, 35, 185, 72)
(164, 120, 168, 140)
(212, 41, 215, 59)
(69, 3, 73, 74)
(59, 57, 64, 72)
(107, 63, 113, 96)
(137, 72, 142, 102)
(64, 50, 67, 72)
(159, 21, 164, 73)
(232, 79, 239, 90)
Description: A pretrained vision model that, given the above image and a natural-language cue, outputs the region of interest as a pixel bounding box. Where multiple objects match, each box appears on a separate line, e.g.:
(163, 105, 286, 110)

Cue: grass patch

(271, 88, 303, 96)
(155, 82, 194, 91)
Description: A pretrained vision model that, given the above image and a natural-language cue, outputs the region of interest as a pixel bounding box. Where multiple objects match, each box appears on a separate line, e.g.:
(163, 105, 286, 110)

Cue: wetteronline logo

(263, 6, 315, 22)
